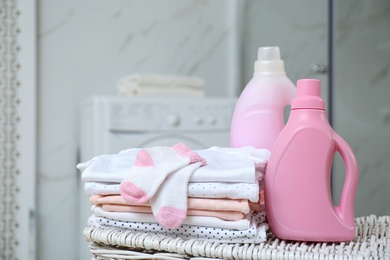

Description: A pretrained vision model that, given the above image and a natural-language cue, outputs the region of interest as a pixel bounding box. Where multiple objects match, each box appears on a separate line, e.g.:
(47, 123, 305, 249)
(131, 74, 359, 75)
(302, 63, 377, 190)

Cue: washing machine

(77, 96, 237, 259)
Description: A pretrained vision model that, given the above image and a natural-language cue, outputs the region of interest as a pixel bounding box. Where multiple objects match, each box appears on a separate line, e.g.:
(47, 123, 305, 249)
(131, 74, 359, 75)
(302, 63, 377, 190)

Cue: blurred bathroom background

(1, 0, 389, 259)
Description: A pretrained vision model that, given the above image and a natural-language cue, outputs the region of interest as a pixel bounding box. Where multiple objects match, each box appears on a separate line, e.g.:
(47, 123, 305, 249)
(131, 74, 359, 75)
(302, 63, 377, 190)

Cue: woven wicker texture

(84, 215, 390, 259)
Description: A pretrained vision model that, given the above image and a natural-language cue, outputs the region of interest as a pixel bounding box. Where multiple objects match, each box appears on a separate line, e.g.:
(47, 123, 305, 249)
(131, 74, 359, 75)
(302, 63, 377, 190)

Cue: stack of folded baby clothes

(77, 143, 270, 243)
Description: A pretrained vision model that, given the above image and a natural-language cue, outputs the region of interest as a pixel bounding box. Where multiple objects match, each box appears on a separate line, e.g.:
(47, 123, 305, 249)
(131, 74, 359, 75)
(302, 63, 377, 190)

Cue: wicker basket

(84, 215, 390, 259)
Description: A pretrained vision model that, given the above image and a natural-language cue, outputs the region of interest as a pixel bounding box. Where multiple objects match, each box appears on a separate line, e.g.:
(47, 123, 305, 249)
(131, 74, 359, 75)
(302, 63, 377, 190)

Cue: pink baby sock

(151, 162, 203, 229)
(119, 143, 205, 205)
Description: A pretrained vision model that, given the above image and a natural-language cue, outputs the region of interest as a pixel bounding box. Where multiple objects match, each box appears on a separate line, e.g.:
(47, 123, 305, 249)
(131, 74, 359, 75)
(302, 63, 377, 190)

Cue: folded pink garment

(101, 204, 245, 221)
(248, 190, 265, 211)
(90, 195, 251, 214)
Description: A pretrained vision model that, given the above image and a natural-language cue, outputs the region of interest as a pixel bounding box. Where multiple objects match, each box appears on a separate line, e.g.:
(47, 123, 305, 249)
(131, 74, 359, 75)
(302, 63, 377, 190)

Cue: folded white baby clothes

(84, 181, 260, 202)
(207, 146, 270, 174)
(191, 149, 265, 183)
(77, 148, 140, 182)
(186, 182, 260, 202)
(88, 211, 268, 244)
(92, 205, 252, 230)
(78, 146, 269, 184)
(117, 74, 205, 97)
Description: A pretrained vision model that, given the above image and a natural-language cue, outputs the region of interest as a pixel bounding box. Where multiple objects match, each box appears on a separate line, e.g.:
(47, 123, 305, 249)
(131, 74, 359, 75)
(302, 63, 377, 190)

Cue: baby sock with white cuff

(119, 142, 205, 204)
(151, 162, 203, 229)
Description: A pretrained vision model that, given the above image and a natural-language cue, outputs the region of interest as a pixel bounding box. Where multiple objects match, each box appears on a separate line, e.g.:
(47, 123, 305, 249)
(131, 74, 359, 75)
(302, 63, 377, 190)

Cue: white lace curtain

(0, 1, 21, 259)
(0, 0, 36, 259)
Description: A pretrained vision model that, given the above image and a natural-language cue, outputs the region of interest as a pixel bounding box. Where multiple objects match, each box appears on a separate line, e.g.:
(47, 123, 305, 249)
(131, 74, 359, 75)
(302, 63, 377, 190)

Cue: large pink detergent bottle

(265, 79, 359, 242)
(230, 46, 296, 150)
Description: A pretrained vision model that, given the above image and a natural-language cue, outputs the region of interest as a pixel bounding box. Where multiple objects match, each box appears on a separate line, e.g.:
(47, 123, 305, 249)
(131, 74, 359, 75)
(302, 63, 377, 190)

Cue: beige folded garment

(90, 194, 251, 214)
(117, 73, 204, 88)
(117, 73, 205, 97)
(118, 84, 205, 97)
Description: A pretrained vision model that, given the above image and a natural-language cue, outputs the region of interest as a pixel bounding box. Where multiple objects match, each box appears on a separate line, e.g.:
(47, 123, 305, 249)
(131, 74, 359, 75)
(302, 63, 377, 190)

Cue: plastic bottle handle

(333, 132, 359, 228)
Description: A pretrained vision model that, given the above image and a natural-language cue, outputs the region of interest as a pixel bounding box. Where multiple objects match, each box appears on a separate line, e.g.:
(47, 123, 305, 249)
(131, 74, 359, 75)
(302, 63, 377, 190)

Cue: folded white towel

(117, 73, 205, 97)
(118, 85, 205, 97)
(117, 74, 204, 88)
(78, 146, 270, 184)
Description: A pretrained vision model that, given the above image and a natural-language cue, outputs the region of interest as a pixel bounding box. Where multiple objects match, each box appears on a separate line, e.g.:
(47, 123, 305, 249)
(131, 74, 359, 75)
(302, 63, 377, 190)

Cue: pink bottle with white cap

(230, 46, 296, 150)
(265, 79, 359, 242)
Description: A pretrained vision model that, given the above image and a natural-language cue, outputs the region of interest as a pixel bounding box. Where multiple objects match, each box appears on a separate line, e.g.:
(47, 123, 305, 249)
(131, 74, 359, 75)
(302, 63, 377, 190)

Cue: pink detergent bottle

(265, 79, 359, 242)
(230, 46, 296, 150)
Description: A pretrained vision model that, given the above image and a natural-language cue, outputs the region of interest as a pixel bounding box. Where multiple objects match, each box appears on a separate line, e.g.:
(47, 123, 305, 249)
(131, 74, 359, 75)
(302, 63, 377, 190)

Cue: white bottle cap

(254, 46, 285, 73)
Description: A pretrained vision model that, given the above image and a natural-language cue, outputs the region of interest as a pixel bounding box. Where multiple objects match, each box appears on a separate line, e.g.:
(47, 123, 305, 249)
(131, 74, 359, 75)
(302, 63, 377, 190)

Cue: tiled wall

(37, 0, 389, 259)
(242, 0, 328, 91)
(38, 1, 238, 259)
(332, 0, 390, 217)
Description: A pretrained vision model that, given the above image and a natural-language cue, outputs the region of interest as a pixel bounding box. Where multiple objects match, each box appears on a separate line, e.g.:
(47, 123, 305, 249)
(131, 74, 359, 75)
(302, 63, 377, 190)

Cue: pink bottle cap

(292, 79, 325, 110)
